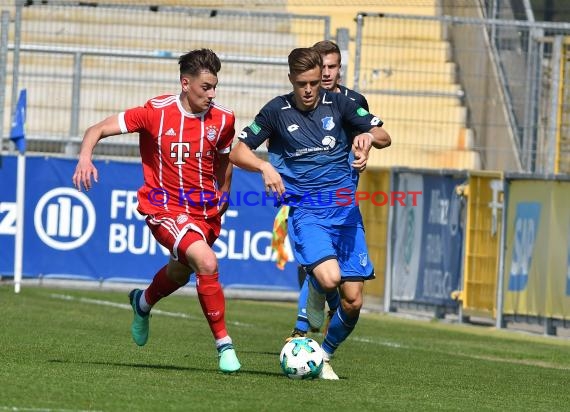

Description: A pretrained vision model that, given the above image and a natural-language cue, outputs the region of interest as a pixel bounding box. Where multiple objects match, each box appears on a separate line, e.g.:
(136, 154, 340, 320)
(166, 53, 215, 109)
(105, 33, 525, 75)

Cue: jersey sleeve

(237, 101, 275, 150)
(338, 93, 383, 133)
(118, 101, 154, 134)
(357, 94, 370, 112)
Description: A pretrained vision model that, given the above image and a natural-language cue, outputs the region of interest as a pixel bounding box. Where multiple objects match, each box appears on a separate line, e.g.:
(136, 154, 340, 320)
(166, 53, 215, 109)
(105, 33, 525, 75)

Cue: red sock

(196, 273, 228, 340)
(144, 264, 182, 306)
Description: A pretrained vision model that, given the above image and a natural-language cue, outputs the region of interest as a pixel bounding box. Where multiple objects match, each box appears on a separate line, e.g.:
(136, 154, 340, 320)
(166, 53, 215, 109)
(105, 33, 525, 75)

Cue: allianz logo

(34, 187, 96, 251)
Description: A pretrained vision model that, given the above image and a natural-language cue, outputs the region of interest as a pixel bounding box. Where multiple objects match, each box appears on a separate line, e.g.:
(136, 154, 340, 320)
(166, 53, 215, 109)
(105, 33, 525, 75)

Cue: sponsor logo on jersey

(165, 127, 176, 136)
(321, 116, 335, 131)
(287, 124, 299, 132)
(322, 135, 336, 149)
(249, 121, 261, 135)
(206, 125, 218, 141)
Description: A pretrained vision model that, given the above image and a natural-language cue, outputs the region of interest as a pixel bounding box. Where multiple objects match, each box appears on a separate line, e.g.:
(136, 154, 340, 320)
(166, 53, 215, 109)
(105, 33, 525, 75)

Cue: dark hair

(288, 47, 322, 76)
(178, 48, 221, 77)
(312, 40, 341, 62)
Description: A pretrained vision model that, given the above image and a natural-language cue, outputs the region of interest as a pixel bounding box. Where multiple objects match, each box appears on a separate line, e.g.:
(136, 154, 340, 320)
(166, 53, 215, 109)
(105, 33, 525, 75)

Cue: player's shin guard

(196, 273, 228, 339)
(294, 277, 311, 332)
(144, 264, 182, 307)
(322, 306, 359, 356)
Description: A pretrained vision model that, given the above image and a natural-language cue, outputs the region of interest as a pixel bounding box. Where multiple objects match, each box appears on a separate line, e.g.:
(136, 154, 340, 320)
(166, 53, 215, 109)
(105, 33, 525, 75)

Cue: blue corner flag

(10, 88, 27, 154)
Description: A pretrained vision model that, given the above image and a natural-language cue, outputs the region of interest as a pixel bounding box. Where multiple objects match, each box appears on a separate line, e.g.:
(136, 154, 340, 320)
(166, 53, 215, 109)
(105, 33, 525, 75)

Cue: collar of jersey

(176, 94, 210, 117)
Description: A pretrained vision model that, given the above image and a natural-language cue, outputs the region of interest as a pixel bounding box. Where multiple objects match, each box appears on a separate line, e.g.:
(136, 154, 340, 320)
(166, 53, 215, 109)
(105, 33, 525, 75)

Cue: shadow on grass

(238, 350, 281, 356)
(47, 358, 282, 376)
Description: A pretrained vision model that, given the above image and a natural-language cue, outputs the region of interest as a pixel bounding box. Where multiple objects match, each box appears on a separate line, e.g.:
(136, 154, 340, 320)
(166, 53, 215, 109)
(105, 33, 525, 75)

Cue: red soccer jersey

(118, 94, 235, 219)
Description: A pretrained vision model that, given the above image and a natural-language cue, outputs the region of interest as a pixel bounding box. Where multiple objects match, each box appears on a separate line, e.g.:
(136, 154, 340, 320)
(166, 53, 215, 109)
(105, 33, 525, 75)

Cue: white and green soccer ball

(279, 337, 324, 379)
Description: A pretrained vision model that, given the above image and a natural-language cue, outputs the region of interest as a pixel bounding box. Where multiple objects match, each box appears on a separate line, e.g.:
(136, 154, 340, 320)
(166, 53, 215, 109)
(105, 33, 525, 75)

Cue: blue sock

(294, 277, 310, 332)
(322, 306, 359, 356)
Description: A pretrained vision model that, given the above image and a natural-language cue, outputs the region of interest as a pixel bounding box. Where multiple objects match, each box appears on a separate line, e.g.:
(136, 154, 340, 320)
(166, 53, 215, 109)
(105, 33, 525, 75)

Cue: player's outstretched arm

(72, 114, 122, 192)
(229, 141, 285, 197)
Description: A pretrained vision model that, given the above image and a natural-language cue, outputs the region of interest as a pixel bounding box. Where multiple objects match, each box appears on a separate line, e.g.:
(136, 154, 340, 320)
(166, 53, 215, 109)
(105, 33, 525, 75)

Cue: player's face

(321, 53, 341, 92)
(181, 70, 218, 113)
(289, 66, 321, 111)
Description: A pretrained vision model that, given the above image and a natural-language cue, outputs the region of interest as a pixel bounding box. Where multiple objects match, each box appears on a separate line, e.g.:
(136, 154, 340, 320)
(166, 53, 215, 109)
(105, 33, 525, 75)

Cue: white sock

(138, 290, 152, 313)
(216, 336, 232, 349)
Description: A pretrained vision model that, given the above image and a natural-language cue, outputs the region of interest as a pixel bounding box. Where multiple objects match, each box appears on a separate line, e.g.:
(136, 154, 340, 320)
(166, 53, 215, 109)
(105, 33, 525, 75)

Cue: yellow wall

(358, 168, 391, 300)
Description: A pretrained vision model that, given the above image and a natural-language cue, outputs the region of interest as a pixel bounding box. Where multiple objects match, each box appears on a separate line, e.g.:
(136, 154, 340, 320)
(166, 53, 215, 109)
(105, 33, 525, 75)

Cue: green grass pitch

(1, 285, 570, 411)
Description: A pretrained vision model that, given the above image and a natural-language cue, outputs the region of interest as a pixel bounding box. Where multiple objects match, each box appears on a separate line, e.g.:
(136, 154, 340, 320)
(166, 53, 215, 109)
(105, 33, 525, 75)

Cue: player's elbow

(228, 142, 243, 165)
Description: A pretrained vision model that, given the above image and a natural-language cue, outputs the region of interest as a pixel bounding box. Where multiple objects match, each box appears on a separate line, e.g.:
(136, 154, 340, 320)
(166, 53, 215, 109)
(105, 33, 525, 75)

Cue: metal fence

(1, 0, 570, 174)
(0, 1, 329, 156)
(354, 11, 570, 173)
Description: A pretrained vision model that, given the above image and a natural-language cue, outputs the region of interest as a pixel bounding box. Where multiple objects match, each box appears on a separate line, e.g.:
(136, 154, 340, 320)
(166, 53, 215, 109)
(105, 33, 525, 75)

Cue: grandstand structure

(0, 0, 569, 172)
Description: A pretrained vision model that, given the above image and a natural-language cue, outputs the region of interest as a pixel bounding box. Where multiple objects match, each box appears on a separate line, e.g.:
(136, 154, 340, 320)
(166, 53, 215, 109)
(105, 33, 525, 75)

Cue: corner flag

(10, 88, 26, 154)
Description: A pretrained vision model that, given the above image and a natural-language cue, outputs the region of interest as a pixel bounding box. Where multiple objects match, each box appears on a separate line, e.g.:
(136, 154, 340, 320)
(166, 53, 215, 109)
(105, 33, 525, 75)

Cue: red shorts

(146, 211, 221, 265)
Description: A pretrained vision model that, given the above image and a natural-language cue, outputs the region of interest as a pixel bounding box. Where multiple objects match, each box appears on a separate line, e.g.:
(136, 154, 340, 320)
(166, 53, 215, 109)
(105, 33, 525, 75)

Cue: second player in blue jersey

(230, 47, 390, 379)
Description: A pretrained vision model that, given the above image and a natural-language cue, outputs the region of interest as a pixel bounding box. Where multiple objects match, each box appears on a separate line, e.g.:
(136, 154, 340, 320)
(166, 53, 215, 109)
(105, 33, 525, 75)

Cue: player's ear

(180, 76, 190, 92)
(288, 73, 293, 86)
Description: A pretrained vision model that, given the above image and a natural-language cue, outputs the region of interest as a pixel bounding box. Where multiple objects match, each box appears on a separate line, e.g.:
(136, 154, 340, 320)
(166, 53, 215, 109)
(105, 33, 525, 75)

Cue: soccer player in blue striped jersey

(230, 47, 390, 379)
(288, 40, 371, 341)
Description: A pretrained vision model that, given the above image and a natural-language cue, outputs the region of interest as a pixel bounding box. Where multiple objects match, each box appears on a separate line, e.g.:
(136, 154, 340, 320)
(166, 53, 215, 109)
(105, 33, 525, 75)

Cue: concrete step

(21, 6, 292, 33)
(358, 61, 458, 90)
(382, 123, 474, 149)
(287, 3, 440, 22)
(359, 40, 452, 66)
(366, 94, 466, 124)
(368, 145, 481, 170)
(360, 18, 445, 42)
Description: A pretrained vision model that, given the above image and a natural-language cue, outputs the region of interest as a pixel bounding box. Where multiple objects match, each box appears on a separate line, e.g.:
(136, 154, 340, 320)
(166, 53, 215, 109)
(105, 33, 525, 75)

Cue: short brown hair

(312, 40, 341, 61)
(179, 48, 221, 77)
(288, 47, 322, 76)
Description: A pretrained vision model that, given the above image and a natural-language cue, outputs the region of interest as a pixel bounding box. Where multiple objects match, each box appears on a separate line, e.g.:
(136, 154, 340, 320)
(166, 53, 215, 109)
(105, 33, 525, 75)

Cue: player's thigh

(146, 212, 219, 269)
(288, 207, 336, 268)
(312, 258, 341, 291)
(335, 224, 375, 281)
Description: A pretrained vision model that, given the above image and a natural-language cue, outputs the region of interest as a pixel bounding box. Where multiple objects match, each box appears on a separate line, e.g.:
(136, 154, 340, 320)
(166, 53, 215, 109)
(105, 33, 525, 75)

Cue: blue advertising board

(390, 169, 465, 308)
(0, 155, 297, 290)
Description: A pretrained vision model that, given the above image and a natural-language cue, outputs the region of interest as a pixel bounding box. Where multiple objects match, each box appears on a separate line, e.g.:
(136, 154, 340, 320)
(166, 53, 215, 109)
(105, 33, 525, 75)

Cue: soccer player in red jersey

(72, 49, 241, 373)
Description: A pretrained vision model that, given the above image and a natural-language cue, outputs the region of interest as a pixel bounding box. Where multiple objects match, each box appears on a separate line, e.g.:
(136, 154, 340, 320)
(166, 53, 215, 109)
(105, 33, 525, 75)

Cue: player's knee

(320, 277, 339, 291)
(341, 296, 363, 316)
(190, 252, 218, 274)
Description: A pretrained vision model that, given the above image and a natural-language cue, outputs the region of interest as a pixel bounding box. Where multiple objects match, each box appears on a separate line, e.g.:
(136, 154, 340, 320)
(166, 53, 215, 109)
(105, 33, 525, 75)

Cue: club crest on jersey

(206, 125, 218, 141)
(321, 117, 335, 131)
(359, 253, 368, 267)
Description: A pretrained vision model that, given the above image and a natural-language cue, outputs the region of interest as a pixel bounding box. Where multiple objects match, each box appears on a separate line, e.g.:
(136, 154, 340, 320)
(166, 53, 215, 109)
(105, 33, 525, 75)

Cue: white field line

(49, 293, 254, 328)
(351, 335, 570, 371)
(50, 294, 568, 370)
(0, 407, 102, 412)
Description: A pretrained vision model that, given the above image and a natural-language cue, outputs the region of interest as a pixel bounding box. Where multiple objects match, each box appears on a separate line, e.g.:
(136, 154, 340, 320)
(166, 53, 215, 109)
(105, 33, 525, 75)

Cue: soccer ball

(279, 337, 324, 379)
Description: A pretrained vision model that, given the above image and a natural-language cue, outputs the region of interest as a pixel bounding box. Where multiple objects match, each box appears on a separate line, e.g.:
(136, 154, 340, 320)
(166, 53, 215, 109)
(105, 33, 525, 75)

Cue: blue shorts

(287, 205, 375, 281)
